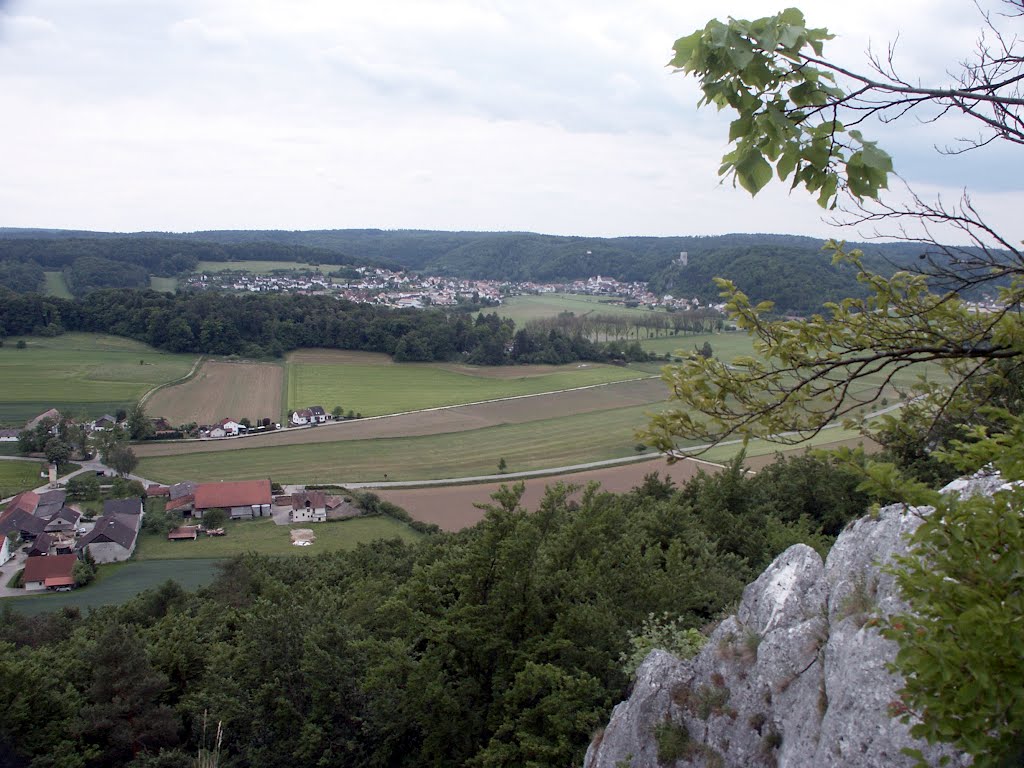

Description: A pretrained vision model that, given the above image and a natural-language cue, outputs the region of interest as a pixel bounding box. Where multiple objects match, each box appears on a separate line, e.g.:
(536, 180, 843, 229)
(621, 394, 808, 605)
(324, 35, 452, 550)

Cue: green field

(0, 334, 198, 427)
(287, 358, 649, 416)
(150, 276, 178, 292)
(0, 460, 43, 498)
(4, 559, 223, 616)
(43, 271, 72, 299)
(137, 402, 677, 483)
(496, 293, 671, 326)
(196, 260, 347, 274)
(639, 331, 755, 359)
(134, 516, 421, 559)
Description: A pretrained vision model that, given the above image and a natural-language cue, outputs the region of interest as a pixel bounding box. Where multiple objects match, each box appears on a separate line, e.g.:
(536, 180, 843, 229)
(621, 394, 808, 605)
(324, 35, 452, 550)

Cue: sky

(0, 0, 1020, 242)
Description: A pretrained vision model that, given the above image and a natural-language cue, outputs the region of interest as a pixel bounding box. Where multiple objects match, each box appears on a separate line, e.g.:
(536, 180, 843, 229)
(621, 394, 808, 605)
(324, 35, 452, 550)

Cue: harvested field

(134, 377, 668, 456)
(145, 360, 283, 425)
(377, 435, 879, 531)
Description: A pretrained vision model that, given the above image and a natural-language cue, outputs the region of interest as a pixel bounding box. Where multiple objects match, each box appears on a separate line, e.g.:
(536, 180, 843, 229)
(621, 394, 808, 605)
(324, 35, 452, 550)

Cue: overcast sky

(0, 0, 1019, 242)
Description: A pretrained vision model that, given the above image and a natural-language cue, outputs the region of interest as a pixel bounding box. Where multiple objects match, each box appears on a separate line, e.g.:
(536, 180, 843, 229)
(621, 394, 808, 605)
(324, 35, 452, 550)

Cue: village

(180, 264, 706, 312)
(0, 471, 368, 595)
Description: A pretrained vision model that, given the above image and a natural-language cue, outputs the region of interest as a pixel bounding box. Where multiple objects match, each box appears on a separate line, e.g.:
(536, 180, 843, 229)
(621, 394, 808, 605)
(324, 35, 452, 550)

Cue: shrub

(620, 612, 707, 677)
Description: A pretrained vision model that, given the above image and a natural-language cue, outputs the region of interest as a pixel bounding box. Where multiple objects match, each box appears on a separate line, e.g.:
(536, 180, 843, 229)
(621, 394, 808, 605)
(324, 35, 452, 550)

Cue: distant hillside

(0, 228, 979, 313)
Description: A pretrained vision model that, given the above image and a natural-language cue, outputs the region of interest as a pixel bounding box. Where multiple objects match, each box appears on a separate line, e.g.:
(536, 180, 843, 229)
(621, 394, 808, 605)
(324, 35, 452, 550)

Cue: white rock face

(583, 477, 992, 768)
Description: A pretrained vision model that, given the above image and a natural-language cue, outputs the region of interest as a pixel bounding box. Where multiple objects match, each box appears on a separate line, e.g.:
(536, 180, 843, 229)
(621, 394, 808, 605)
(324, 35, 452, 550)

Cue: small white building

(290, 491, 327, 523)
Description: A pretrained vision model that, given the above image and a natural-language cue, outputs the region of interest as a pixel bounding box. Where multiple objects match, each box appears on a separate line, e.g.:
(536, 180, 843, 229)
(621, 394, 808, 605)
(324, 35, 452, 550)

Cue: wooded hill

(0, 454, 871, 768)
(0, 228, 965, 315)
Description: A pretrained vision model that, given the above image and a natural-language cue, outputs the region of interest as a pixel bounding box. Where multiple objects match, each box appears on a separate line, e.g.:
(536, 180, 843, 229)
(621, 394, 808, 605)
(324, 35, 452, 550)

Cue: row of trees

(0, 452, 872, 767)
(525, 309, 723, 344)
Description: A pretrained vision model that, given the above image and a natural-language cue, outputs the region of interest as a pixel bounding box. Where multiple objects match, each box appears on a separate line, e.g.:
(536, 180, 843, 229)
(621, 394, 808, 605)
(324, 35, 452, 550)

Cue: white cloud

(168, 17, 246, 48)
(0, 0, 1018, 244)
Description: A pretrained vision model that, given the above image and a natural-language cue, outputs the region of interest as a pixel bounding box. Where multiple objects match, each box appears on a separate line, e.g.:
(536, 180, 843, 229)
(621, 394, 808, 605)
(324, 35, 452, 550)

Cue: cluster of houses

(0, 490, 143, 591)
(181, 266, 504, 309)
(0, 473, 366, 592)
(176, 261, 718, 313)
(151, 479, 356, 526)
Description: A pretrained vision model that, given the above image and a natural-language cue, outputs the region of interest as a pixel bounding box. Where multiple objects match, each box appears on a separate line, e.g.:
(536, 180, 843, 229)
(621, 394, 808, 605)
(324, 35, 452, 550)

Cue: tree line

(0, 289, 655, 365)
(0, 452, 871, 768)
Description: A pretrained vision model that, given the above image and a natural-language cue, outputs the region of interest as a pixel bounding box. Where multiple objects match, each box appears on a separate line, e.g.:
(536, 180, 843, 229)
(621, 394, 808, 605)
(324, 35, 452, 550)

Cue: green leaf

(735, 151, 774, 195)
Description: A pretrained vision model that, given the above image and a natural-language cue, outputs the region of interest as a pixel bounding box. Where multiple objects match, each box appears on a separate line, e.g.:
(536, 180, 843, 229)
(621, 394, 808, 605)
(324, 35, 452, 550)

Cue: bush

(620, 612, 707, 677)
(66, 474, 101, 501)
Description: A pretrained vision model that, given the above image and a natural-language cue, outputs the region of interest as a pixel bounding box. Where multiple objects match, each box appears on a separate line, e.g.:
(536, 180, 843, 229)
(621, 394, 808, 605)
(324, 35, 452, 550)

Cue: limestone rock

(585, 490, 978, 768)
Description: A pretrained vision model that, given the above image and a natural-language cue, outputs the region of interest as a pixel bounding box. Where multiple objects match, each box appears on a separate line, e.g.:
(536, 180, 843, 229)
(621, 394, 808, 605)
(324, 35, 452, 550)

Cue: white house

(290, 491, 327, 523)
(291, 407, 330, 426)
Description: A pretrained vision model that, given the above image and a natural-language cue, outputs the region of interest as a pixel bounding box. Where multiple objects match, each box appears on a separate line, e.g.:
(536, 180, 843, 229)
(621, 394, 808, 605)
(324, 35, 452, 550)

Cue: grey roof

(77, 515, 137, 550)
(169, 481, 197, 500)
(103, 498, 142, 516)
(0, 507, 47, 537)
(28, 532, 53, 555)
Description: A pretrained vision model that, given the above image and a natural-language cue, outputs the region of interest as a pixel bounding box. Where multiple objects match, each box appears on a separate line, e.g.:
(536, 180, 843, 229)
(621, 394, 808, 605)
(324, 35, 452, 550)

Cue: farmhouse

(291, 406, 330, 426)
(0, 492, 47, 540)
(193, 479, 272, 519)
(22, 554, 77, 591)
(89, 414, 118, 431)
(103, 497, 143, 519)
(290, 491, 327, 523)
(25, 408, 61, 430)
(76, 515, 139, 563)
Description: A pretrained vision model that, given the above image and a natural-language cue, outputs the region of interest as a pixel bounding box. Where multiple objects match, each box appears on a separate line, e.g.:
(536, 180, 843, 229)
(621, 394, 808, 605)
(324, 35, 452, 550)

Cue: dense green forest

(0, 228, 954, 315)
(0, 288, 655, 365)
(0, 454, 870, 768)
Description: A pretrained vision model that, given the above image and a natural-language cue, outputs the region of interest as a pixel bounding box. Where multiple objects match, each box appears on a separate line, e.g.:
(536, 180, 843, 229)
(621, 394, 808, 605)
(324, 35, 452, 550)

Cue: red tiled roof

(194, 479, 271, 510)
(146, 485, 170, 497)
(4, 491, 39, 516)
(44, 576, 75, 587)
(23, 554, 77, 584)
(165, 495, 194, 512)
(292, 491, 326, 510)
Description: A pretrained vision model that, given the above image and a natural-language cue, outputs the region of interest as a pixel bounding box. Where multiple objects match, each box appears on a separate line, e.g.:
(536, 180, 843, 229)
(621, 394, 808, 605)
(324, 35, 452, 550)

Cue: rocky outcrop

(584, 476, 987, 768)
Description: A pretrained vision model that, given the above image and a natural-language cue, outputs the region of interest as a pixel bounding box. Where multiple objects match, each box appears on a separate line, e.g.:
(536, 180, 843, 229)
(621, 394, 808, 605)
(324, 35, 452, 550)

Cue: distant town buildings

(180, 266, 706, 312)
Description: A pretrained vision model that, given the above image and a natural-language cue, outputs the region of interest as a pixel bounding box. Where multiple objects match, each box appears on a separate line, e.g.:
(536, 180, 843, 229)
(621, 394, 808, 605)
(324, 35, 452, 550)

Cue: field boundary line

(140, 373, 662, 448)
(139, 355, 205, 408)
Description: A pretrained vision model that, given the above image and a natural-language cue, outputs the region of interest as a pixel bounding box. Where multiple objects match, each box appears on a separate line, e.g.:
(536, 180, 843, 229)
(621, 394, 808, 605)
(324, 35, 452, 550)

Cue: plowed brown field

(145, 361, 283, 426)
(376, 437, 876, 531)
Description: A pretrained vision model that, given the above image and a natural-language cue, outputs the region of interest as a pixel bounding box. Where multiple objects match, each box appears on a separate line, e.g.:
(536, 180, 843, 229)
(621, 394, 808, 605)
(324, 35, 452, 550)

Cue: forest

(0, 453, 872, 768)
(0, 228, 955, 315)
(0, 288, 657, 365)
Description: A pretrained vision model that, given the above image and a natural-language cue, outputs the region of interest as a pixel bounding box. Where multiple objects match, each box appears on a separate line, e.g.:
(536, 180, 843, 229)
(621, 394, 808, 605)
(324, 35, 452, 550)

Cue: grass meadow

(495, 293, 671, 325)
(286, 352, 649, 416)
(42, 271, 72, 299)
(4, 559, 223, 616)
(134, 515, 421, 560)
(0, 334, 198, 427)
(0, 460, 43, 498)
(150, 276, 178, 292)
(136, 402, 678, 484)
